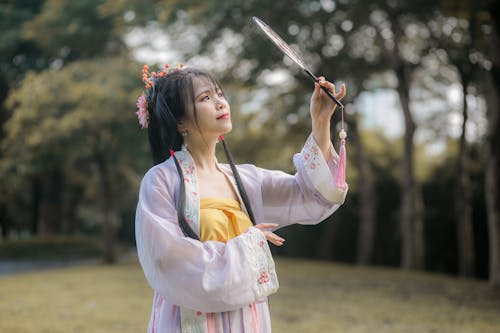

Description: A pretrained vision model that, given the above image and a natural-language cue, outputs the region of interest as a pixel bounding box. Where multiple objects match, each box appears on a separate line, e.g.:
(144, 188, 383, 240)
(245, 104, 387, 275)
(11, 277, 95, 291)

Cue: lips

(216, 113, 230, 120)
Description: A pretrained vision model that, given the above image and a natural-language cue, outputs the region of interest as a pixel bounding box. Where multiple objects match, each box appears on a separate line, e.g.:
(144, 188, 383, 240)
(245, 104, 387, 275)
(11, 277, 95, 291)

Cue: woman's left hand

(309, 77, 346, 125)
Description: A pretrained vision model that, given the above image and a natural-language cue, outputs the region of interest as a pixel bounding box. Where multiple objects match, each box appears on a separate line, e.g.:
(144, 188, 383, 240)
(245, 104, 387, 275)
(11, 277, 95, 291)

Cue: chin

(221, 123, 232, 134)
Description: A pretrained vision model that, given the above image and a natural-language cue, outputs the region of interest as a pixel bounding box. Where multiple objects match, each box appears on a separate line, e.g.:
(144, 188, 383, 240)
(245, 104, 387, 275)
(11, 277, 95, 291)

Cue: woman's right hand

(253, 223, 285, 246)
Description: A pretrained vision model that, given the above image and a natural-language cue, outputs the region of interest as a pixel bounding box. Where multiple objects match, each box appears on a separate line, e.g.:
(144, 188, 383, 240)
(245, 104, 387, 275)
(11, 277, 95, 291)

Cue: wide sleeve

(260, 134, 348, 228)
(135, 166, 278, 313)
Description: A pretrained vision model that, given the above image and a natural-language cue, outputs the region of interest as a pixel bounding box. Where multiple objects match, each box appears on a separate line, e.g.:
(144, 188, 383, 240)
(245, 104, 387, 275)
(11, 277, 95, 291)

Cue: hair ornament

(135, 93, 148, 129)
(136, 63, 185, 129)
(141, 63, 184, 89)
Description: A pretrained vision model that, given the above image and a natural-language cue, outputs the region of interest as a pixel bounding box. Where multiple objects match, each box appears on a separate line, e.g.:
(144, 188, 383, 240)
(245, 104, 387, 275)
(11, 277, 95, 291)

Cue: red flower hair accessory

(141, 63, 184, 89)
(135, 63, 185, 129)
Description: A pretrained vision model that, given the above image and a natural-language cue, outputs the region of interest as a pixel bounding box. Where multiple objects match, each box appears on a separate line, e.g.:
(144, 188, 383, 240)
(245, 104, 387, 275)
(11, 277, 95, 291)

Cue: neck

(183, 136, 219, 171)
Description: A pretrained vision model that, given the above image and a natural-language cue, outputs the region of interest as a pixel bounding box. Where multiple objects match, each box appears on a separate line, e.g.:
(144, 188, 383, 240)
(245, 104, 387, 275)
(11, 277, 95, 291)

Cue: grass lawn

(0, 256, 499, 333)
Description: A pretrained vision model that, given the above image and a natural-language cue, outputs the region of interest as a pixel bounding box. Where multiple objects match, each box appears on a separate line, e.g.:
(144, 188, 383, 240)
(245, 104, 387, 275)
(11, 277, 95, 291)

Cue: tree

(431, 8, 478, 277)
(2, 57, 145, 262)
(0, 0, 48, 239)
(485, 0, 500, 288)
(0, 0, 135, 239)
(328, 0, 441, 269)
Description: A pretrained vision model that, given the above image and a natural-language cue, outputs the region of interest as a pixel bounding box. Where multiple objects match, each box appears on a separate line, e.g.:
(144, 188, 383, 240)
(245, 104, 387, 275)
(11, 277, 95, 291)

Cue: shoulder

(220, 164, 264, 193)
(140, 157, 179, 193)
(219, 163, 262, 181)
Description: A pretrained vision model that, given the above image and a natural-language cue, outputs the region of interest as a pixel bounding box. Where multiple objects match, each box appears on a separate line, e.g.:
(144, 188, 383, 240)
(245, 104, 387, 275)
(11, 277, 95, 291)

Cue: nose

(215, 99, 225, 110)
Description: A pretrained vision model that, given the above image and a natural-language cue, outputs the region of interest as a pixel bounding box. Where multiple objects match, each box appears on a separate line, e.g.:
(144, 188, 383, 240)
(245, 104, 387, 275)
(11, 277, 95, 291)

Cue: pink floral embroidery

(196, 311, 202, 316)
(186, 166, 194, 174)
(258, 271, 270, 284)
(259, 240, 265, 247)
(302, 135, 324, 173)
(176, 150, 200, 238)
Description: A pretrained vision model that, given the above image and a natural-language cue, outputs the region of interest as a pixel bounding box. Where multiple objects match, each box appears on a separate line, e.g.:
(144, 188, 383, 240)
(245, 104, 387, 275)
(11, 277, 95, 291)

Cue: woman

(135, 64, 348, 332)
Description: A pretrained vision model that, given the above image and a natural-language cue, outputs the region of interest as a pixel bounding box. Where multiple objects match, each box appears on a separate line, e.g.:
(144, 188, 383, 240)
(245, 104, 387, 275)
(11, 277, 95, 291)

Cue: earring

(181, 130, 189, 137)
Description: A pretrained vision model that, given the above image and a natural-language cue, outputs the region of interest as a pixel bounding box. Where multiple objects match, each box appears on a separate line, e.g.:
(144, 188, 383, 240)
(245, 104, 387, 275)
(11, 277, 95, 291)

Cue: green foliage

(22, 0, 126, 59)
(0, 1, 46, 81)
(1, 56, 150, 236)
(3, 57, 142, 174)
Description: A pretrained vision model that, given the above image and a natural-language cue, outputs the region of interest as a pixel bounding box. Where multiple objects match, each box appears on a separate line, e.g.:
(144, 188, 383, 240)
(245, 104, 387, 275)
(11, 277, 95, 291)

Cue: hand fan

(252, 16, 344, 109)
(252, 16, 347, 189)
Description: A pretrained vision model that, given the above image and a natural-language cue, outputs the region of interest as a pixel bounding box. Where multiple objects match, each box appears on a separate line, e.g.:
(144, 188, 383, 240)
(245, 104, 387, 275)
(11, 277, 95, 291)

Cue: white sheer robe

(135, 134, 348, 332)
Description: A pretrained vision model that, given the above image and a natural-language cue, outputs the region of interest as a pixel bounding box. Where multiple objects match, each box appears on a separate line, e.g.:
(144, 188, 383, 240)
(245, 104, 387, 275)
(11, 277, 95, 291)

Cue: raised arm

(258, 133, 348, 229)
(310, 77, 346, 160)
(258, 78, 348, 228)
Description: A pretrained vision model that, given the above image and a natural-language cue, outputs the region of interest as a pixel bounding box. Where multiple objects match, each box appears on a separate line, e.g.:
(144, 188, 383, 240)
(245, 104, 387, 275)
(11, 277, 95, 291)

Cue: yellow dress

(199, 197, 253, 243)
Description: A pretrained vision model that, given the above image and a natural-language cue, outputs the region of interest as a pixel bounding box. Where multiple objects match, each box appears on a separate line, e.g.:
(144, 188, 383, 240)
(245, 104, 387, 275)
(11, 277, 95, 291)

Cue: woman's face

(182, 76, 232, 139)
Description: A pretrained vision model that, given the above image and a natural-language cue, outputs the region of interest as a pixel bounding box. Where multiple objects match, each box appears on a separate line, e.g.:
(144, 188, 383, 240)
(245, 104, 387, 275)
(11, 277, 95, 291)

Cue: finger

(267, 232, 285, 243)
(320, 81, 335, 94)
(267, 235, 285, 246)
(335, 83, 346, 100)
(270, 239, 284, 246)
(255, 223, 278, 230)
(312, 82, 321, 99)
(317, 78, 328, 94)
(265, 232, 285, 246)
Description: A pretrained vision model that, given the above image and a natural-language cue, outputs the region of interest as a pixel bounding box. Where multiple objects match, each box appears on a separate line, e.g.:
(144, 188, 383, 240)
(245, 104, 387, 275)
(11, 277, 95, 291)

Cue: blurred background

(0, 0, 499, 289)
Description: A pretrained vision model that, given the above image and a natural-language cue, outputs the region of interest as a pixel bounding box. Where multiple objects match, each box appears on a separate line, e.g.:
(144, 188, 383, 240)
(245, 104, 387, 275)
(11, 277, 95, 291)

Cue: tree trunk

(65, 185, 83, 234)
(37, 169, 63, 236)
(95, 149, 118, 264)
(317, 217, 338, 261)
(350, 116, 377, 265)
(376, 16, 424, 270)
(400, 97, 417, 270)
(455, 72, 475, 277)
(486, 0, 500, 288)
(395, 63, 423, 270)
(486, 149, 500, 287)
(31, 177, 41, 235)
(414, 183, 425, 269)
(0, 202, 9, 239)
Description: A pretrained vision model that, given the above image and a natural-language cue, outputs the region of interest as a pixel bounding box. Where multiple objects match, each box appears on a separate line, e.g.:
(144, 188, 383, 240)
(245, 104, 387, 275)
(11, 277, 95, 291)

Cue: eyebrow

(195, 86, 222, 99)
(195, 89, 211, 99)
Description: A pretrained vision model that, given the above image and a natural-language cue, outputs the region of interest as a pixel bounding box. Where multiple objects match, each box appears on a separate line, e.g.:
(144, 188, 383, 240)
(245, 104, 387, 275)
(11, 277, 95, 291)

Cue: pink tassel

(335, 139, 347, 189)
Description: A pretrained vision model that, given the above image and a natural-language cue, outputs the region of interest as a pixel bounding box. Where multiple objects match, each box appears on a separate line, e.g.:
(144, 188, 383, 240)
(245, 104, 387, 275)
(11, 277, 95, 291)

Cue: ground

(1, 256, 499, 333)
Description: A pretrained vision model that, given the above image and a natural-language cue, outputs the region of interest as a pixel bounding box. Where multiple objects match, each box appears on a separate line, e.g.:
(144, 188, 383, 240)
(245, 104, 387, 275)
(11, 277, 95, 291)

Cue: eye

(201, 95, 210, 101)
(217, 90, 224, 97)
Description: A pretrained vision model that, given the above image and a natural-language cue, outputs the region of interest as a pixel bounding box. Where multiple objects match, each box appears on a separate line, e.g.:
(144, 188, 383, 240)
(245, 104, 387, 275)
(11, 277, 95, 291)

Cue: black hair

(146, 67, 256, 239)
